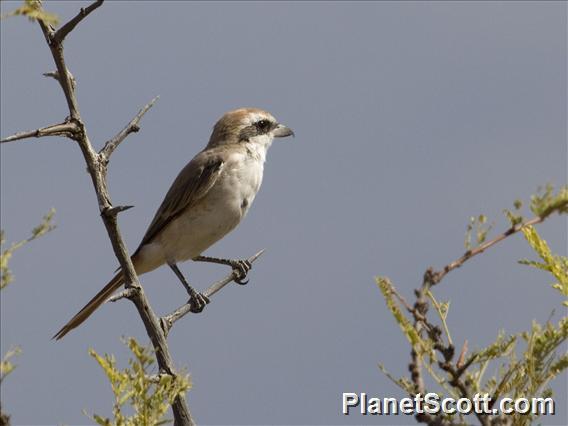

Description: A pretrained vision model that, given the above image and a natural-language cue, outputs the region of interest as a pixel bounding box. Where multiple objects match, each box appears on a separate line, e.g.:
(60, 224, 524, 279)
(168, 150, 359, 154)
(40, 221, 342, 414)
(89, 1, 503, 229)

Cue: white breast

(137, 144, 268, 271)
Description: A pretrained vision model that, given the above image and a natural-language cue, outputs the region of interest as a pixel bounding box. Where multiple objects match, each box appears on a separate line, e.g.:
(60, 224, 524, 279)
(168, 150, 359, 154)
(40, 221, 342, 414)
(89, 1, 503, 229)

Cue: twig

(431, 215, 543, 285)
(99, 96, 159, 162)
(52, 0, 104, 44)
(455, 340, 468, 369)
(43, 70, 76, 90)
(427, 291, 453, 346)
(107, 288, 137, 303)
(388, 282, 414, 314)
(0, 122, 77, 144)
(160, 250, 265, 336)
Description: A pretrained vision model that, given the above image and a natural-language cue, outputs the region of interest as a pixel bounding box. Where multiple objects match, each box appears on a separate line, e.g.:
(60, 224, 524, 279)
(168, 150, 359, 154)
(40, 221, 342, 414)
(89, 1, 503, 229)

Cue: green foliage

(378, 363, 415, 395)
(1, 208, 55, 290)
(1, 210, 55, 425)
(464, 214, 493, 250)
(519, 318, 568, 395)
(470, 318, 568, 426)
(472, 331, 517, 367)
(89, 338, 191, 426)
(377, 277, 428, 352)
(529, 184, 568, 219)
(504, 185, 567, 228)
(0, 0, 59, 25)
(378, 187, 567, 424)
(503, 198, 525, 227)
(0, 347, 22, 386)
(427, 291, 452, 345)
(519, 225, 568, 306)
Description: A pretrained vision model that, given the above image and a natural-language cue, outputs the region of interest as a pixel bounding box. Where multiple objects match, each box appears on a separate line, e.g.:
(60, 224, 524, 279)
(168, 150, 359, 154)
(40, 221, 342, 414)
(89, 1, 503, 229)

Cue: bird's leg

(168, 262, 210, 313)
(193, 255, 252, 285)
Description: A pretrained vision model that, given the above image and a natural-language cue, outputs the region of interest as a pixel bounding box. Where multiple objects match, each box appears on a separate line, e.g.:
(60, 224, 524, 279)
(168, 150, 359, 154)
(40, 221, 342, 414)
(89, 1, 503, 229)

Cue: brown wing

(135, 151, 224, 250)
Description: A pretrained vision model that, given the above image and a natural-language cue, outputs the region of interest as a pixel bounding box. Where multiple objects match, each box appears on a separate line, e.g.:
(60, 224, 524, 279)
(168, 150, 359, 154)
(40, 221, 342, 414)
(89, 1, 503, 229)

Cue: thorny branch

(0, 1, 266, 425)
(35, 2, 199, 422)
(109, 250, 265, 336)
(35, 2, 195, 423)
(160, 250, 265, 336)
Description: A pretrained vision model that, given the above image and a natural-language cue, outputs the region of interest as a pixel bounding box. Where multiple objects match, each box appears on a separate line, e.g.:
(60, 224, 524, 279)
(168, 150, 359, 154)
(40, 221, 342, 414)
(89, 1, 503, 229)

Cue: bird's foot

(188, 289, 210, 313)
(230, 259, 252, 285)
(193, 255, 253, 285)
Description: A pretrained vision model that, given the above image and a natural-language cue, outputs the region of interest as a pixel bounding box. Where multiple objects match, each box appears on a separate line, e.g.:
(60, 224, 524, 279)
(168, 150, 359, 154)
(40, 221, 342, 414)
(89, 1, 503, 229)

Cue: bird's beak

(273, 123, 295, 138)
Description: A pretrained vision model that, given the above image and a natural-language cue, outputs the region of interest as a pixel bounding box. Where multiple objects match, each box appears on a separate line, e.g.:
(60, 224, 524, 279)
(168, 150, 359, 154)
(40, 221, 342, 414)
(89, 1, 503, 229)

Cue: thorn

(249, 248, 266, 263)
(103, 205, 134, 217)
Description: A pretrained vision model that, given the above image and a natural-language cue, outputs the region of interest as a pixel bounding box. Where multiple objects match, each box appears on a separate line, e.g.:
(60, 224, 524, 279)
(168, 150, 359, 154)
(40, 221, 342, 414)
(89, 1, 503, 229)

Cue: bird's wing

(136, 151, 224, 249)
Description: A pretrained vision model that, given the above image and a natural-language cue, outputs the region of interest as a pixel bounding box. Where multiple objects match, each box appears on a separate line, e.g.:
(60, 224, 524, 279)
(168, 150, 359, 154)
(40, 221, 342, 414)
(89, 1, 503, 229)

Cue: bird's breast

(152, 153, 265, 264)
(219, 152, 264, 217)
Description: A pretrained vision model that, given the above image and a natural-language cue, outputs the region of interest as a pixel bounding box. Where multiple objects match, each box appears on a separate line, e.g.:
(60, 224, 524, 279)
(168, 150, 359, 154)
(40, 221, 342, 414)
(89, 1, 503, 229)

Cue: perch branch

(160, 250, 265, 336)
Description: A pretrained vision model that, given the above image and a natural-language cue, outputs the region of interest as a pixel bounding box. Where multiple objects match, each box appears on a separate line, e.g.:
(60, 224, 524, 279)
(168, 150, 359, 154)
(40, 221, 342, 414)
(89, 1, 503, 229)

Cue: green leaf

(530, 184, 568, 219)
(377, 277, 425, 349)
(88, 338, 191, 425)
(1, 0, 59, 26)
(521, 225, 568, 303)
(1, 209, 56, 290)
(0, 346, 22, 384)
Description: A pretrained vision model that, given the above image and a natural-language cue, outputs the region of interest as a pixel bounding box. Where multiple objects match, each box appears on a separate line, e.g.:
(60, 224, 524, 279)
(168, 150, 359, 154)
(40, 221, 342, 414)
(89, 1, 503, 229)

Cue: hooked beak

(273, 123, 295, 138)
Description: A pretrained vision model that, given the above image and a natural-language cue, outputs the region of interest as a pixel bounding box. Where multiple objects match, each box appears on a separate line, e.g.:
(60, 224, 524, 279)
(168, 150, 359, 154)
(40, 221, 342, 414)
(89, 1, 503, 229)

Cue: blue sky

(1, 1, 566, 425)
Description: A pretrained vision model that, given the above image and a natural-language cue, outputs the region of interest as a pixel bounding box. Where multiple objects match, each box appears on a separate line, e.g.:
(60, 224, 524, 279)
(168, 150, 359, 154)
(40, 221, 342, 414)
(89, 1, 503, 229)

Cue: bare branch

(1, 122, 77, 144)
(160, 250, 265, 335)
(99, 96, 159, 162)
(431, 215, 543, 285)
(53, 0, 104, 44)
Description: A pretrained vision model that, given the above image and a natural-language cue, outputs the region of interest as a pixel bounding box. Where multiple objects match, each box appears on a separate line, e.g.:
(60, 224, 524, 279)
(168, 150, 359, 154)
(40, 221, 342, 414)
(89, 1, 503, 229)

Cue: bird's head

(207, 108, 294, 149)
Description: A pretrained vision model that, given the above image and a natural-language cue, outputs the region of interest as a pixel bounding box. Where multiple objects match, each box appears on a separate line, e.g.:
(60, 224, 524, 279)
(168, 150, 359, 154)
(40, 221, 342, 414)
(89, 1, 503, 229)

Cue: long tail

(53, 271, 124, 340)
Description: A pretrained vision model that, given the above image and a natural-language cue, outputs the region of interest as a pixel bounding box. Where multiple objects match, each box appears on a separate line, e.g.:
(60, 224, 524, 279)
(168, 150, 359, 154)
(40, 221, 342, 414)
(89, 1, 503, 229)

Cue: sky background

(1, 1, 566, 425)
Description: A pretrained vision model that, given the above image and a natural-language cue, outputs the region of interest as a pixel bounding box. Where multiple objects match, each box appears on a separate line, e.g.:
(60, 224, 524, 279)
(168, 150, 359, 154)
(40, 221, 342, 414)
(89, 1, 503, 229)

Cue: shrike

(54, 108, 294, 339)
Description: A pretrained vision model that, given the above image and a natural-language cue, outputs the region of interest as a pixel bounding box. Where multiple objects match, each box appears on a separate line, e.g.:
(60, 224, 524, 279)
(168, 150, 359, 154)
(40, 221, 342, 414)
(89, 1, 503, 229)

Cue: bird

(54, 107, 294, 339)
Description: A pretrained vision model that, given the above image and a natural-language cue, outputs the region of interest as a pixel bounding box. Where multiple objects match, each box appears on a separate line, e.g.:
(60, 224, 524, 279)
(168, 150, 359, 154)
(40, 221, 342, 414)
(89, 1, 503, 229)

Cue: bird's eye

(256, 119, 270, 131)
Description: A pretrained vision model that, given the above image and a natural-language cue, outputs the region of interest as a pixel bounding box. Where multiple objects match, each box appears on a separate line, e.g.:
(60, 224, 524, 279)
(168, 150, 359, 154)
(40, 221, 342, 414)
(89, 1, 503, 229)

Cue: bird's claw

(231, 259, 252, 285)
(188, 290, 210, 313)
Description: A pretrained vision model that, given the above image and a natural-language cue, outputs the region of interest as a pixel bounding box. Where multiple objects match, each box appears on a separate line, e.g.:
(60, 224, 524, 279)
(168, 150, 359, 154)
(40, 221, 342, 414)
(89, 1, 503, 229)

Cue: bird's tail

(53, 271, 124, 340)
